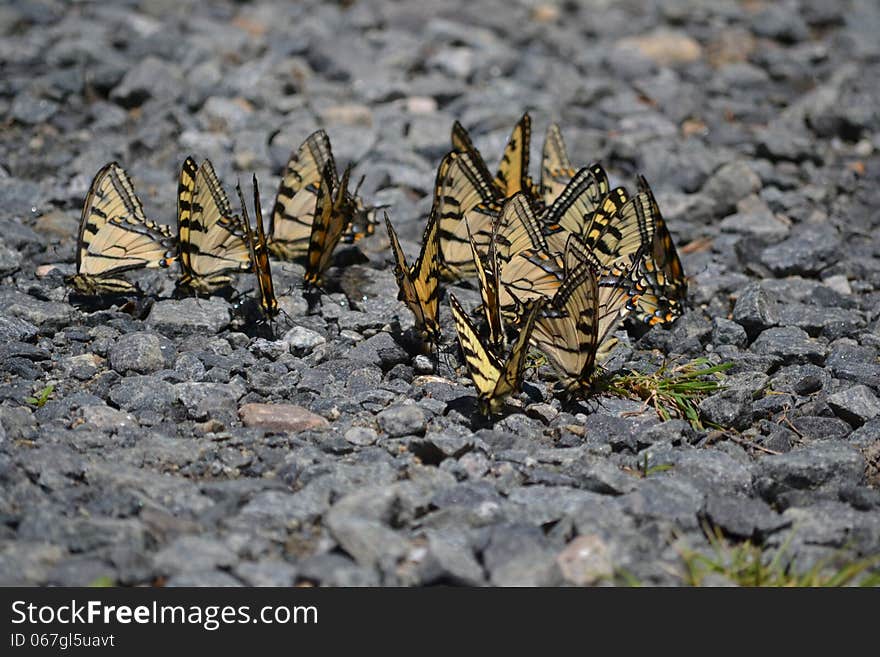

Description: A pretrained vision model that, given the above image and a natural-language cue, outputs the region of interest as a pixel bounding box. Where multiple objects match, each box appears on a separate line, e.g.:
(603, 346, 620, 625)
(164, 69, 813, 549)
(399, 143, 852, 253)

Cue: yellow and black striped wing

(493, 192, 547, 261)
(304, 165, 353, 286)
(238, 176, 279, 318)
(498, 248, 564, 320)
(72, 162, 174, 294)
(269, 130, 336, 260)
(628, 176, 687, 325)
(497, 297, 544, 398)
(179, 159, 251, 292)
(449, 293, 503, 412)
(542, 164, 610, 253)
(491, 192, 562, 318)
(385, 210, 441, 344)
(467, 218, 504, 350)
(494, 113, 532, 197)
(176, 156, 198, 279)
(541, 123, 577, 206)
(564, 235, 647, 345)
(530, 259, 600, 392)
(451, 120, 496, 186)
(494, 113, 533, 197)
(585, 188, 655, 268)
(436, 150, 501, 278)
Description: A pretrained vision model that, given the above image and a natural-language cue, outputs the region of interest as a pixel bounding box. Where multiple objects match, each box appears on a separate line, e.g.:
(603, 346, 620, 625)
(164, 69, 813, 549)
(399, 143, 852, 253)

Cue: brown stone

(34, 210, 78, 239)
(239, 403, 329, 432)
(531, 4, 560, 23)
(557, 535, 614, 586)
(617, 30, 702, 66)
(319, 104, 373, 127)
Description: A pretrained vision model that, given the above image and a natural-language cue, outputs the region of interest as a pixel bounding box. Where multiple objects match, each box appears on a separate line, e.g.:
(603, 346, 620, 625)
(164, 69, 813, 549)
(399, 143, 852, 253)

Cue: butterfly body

(238, 176, 279, 319)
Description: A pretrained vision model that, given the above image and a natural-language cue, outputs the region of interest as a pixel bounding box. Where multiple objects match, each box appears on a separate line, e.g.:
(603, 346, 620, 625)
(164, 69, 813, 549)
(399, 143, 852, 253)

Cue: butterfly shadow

(66, 290, 155, 319)
(445, 395, 494, 429)
(171, 282, 243, 304)
(230, 297, 292, 340)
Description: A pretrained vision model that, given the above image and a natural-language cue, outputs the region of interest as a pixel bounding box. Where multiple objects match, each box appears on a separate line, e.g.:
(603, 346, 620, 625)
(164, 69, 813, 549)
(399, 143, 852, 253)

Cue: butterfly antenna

(278, 306, 293, 327)
(353, 173, 366, 198)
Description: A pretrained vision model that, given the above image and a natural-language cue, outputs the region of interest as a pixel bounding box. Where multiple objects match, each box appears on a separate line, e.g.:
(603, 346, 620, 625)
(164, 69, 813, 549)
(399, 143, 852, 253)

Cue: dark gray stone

(712, 317, 748, 348)
(701, 161, 762, 216)
(0, 406, 37, 441)
(771, 501, 880, 558)
(756, 442, 865, 506)
(326, 515, 409, 569)
(826, 344, 880, 389)
(377, 404, 426, 437)
(702, 494, 788, 539)
(507, 486, 608, 525)
(347, 332, 409, 369)
(751, 326, 825, 365)
(751, 5, 809, 42)
(297, 553, 379, 587)
(654, 448, 754, 495)
(165, 570, 242, 587)
(109, 332, 170, 375)
(283, 325, 326, 355)
(175, 382, 243, 422)
(233, 561, 298, 587)
(422, 530, 485, 585)
(45, 557, 116, 587)
(756, 126, 817, 162)
(732, 284, 779, 339)
(759, 225, 841, 277)
(562, 458, 639, 495)
(699, 388, 753, 431)
(619, 477, 704, 529)
(0, 316, 38, 343)
(789, 416, 852, 442)
(108, 376, 179, 415)
(769, 363, 830, 395)
(11, 91, 59, 125)
(110, 56, 183, 107)
(146, 299, 230, 336)
(482, 524, 562, 587)
(153, 536, 238, 576)
(775, 304, 864, 340)
(828, 385, 880, 428)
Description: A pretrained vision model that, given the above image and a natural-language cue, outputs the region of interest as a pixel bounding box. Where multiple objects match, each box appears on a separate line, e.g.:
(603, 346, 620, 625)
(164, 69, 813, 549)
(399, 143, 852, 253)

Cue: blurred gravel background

(0, 0, 879, 586)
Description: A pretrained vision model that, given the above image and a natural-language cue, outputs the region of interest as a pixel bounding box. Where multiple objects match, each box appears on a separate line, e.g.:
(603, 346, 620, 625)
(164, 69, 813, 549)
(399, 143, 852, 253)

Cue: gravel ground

(1, 0, 879, 586)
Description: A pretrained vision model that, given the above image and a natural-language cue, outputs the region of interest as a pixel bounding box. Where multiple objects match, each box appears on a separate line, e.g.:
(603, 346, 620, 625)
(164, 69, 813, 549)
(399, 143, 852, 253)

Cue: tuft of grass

(25, 384, 55, 408)
(88, 575, 116, 587)
(679, 526, 880, 587)
(623, 453, 674, 479)
(639, 453, 673, 478)
(603, 358, 733, 429)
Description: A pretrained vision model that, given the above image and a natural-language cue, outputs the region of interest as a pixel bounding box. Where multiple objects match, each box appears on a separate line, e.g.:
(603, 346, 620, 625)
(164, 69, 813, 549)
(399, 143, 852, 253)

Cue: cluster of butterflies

(66, 113, 686, 417)
(68, 130, 377, 320)
(385, 113, 687, 415)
